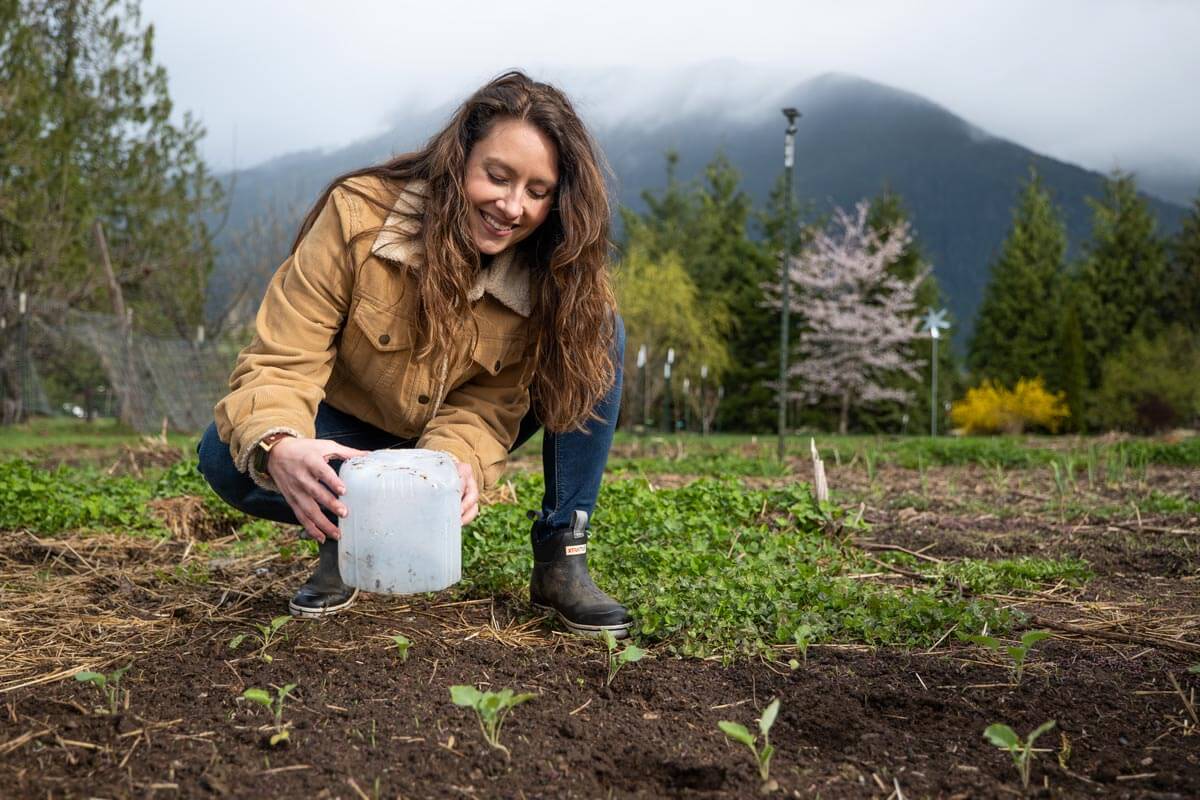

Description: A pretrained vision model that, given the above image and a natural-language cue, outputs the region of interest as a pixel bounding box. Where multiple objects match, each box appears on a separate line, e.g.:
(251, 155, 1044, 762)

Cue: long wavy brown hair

(292, 71, 616, 432)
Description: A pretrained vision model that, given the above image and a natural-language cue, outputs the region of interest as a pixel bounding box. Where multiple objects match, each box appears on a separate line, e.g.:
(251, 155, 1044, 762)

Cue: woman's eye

(528, 190, 548, 200)
(488, 173, 507, 185)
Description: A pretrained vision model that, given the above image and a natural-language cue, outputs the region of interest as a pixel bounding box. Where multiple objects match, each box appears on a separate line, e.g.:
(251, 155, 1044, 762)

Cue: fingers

(457, 462, 479, 526)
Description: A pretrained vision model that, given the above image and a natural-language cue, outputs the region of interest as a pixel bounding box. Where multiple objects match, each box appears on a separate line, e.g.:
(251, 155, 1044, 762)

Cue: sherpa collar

(370, 180, 533, 319)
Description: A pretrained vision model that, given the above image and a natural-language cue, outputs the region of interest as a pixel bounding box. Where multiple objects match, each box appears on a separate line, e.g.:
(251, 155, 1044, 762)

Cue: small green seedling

(601, 629, 645, 687)
(963, 630, 1051, 683)
(229, 614, 292, 663)
(243, 683, 297, 747)
(984, 720, 1056, 790)
(719, 697, 780, 792)
(391, 634, 411, 663)
(74, 664, 132, 715)
(449, 684, 536, 757)
(792, 623, 822, 665)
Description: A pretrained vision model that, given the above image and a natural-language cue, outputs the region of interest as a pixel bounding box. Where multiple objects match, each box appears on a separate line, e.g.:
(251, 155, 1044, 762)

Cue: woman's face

(463, 118, 559, 257)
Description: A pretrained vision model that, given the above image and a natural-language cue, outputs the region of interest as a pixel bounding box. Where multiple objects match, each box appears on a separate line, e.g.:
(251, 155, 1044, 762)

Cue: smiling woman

(194, 71, 632, 638)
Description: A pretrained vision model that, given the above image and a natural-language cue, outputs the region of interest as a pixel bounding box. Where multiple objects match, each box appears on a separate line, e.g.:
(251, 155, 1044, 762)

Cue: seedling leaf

(620, 645, 645, 664)
(984, 724, 1019, 749)
(74, 671, 105, 687)
(719, 720, 755, 747)
(243, 688, 272, 707)
(1029, 719, 1057, 744)
(759, 698, 780, 736)
(229, 633, 248, 650)
(450, 684, 482, 707)
(1020, 631, 1051, 649)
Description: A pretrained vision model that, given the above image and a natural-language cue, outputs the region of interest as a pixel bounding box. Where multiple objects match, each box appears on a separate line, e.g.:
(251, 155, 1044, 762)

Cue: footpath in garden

(0, 434, 1197, 798)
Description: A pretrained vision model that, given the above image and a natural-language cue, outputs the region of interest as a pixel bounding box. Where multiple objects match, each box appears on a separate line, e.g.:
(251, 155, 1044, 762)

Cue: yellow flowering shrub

(950, 377, 1070, 435)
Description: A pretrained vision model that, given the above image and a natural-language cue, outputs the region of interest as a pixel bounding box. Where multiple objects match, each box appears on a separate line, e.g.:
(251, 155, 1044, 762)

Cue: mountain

(206, 72, 1189, 344)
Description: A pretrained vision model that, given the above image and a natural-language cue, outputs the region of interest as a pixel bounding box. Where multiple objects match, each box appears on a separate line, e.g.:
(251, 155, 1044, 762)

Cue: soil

(2, 456, 1198, 798)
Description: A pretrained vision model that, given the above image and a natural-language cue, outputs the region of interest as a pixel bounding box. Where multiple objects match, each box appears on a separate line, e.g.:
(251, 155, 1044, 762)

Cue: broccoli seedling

(719, 697, 780, 792)
(243, 683, 297, 747)
(449, 685, 535, 758)
(229, 614, 292, 663)
(601, 629, 645, 687)
(984, 720, 1056, 790)
(74, 664, 132, 715)
(391, 634, 411, 663)
(963, 630, 1051, 683)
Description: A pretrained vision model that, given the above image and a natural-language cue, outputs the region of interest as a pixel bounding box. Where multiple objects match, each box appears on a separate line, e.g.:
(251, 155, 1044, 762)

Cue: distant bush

(1093, 326, 1200, 433)
(950, 378, 1070, 435)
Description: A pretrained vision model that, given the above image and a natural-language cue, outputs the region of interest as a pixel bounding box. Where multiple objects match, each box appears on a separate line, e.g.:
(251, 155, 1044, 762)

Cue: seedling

(391, 634, 411, 663)
(962, 630, 1051, 683)
(229, 614, 292, 663)
(74, 664, 132, 715)
(984, 720, 1056, 790)
(243, 683, 297, 746)
(718, 697, 780, 792)
(792, 623, 822, 665)
(601, 629, 645, 687)
(449, 684, 535, 757)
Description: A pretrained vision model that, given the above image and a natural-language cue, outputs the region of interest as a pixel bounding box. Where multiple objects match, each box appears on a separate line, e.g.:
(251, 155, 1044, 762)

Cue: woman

(197, 71, 631, 638)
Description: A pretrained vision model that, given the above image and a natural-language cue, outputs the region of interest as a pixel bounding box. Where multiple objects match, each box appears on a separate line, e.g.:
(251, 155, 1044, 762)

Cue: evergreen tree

(968, 168, 1067, 387)
(1163, 194, 1200, 333)
(1075, 170, 1168, 389)
(1057, 297, 1086, 431)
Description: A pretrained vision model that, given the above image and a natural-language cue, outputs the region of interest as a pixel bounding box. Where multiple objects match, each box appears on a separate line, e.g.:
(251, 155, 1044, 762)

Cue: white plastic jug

(337, 449, 462, 594)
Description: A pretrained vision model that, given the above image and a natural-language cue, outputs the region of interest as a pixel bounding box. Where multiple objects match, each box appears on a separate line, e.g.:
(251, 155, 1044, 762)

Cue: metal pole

(779, 108, 800, 461)
(930, 333, 939, 437)
(637, 344, 648, 432)
(17, 292, 28, 422)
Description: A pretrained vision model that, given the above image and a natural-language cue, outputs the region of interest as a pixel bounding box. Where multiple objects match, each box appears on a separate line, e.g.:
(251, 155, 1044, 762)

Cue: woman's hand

(457, 461, 479, 526)
(267, 437, 368, 543)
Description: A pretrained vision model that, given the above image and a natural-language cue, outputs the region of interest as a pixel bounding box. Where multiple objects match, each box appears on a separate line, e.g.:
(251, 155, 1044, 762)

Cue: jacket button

(494, 360, 502, 371)
(378, 334, 390, 345)
(418, 394, 430, 404)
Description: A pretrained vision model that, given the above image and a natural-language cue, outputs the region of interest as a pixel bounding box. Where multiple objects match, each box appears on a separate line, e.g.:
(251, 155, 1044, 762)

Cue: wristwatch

(252, 432, 293, 476)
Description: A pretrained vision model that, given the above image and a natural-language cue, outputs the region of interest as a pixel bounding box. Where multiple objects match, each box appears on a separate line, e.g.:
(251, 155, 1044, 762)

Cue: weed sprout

(601, 629, 645, 687)
(984, 720, 1056, 790)
(229, 614, 291, 663)
(449, 685, 536, 757)
(243, 683, 297, 746)
(719, 697, 780, 792)
(391, 634, 411, 663)
(963, 630, 1051, 683)
(74, 664, 132, 715)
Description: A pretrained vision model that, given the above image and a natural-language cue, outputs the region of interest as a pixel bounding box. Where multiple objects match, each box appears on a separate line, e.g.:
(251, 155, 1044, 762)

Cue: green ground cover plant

(466, 474, 1021, 658)
(939, 557, 1093, 594)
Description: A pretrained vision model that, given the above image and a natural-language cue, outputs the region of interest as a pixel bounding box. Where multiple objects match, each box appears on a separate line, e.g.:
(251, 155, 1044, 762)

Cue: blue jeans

(196, 317, 624, 538)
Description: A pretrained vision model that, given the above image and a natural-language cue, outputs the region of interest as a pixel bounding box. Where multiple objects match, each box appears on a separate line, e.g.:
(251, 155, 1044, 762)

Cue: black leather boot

(288, 538, 359, 618)
(530, 510, 632, 638)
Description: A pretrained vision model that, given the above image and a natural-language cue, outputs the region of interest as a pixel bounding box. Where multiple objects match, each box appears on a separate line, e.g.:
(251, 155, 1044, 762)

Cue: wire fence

(0, 294, 235, 433)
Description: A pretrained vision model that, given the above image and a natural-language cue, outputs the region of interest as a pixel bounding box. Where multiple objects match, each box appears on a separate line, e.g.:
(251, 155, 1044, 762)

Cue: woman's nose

(496, 190, 522, 221)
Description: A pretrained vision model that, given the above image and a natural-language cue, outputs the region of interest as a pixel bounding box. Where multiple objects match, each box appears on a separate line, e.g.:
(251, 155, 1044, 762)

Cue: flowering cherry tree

(779, 201, 926, 434)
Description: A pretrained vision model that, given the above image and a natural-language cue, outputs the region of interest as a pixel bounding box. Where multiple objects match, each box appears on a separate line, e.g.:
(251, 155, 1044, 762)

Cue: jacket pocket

(343, 297, 416, 393)
(470, 333, 528, 377)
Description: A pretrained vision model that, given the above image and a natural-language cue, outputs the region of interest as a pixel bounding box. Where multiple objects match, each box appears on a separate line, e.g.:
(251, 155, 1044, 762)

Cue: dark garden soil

(2, 460, 1198, 798)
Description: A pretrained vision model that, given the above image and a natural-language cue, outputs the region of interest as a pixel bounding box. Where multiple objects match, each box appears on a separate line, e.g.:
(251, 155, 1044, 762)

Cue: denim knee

(196, 422, 252, 509)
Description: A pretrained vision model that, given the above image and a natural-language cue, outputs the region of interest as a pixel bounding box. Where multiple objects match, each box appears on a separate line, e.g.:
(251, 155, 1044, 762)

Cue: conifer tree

(1075, 171, 1167, 388)
(968, 169, 1067, 387)
(1057, 297, 1086, 431)
(1164, 194, 1200, 333)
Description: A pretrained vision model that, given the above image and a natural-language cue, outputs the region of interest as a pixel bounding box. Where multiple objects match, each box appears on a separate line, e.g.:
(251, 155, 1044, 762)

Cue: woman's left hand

(457, 461, 479, 525)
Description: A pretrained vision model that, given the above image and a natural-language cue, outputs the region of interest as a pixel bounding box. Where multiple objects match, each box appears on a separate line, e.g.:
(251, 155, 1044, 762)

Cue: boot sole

(532, 602, 631, 639)
(289, 588, 360, 619)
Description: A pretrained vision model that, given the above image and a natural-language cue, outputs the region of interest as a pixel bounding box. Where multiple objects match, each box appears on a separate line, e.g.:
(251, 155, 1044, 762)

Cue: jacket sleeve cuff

(237, 427, 303, 493)
(420, 440, 484, 493)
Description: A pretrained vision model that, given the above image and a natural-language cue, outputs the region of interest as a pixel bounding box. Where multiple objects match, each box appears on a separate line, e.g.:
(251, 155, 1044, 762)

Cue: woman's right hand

(267, 437, 369, 543)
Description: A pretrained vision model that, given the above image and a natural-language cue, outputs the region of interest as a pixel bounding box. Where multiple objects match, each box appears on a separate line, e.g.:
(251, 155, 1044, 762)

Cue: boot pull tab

(571, 510, 589, 539)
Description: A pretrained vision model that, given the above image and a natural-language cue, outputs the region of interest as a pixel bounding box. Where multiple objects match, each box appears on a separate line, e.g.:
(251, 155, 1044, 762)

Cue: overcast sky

(141, 0, 1199, 180)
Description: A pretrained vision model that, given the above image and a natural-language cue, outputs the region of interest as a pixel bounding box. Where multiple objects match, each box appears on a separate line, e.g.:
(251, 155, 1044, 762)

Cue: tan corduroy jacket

(214, 176, 535, 492)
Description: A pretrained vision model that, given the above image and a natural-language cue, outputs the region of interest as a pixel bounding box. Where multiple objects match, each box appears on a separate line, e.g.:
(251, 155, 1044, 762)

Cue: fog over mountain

(207, 71, 1190, 344)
